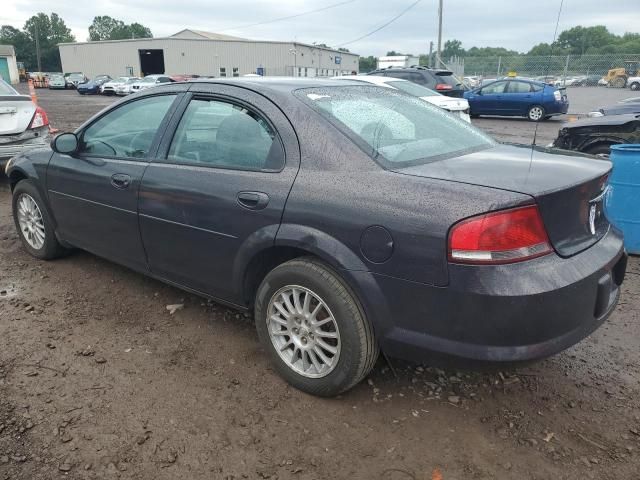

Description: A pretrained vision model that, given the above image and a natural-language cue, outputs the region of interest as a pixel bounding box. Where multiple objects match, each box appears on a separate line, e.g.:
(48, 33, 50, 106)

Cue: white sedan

(0, 79, 50, 169)
(129, 75, 174, 94)
(333, 75, 471, 122)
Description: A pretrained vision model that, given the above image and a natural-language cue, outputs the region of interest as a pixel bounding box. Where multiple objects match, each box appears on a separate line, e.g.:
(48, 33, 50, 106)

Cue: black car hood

(601, 104, 640, 116)
(563, 113, 640, 129)
(393, 143, 610, 196)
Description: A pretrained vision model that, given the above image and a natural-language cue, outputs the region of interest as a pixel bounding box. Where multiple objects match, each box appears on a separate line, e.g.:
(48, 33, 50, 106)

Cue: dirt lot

(1, 85, 639, 480)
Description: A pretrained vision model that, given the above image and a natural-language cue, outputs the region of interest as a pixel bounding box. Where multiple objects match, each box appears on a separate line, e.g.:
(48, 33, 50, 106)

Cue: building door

(0, 58, 10, 83)
(139, 49, 165, 76)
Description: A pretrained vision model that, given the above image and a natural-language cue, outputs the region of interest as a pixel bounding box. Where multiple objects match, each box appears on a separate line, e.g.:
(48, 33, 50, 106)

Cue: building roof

(0, 45, 16, 57)
(170, 29, 247, 41)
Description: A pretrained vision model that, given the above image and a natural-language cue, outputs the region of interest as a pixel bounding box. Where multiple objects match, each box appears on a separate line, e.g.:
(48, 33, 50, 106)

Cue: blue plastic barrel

(605, 144, 640, 254)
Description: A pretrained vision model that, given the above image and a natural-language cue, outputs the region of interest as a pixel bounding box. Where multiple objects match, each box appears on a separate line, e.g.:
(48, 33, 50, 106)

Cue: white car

(628, 76, 640, 91)
(333, 75, 471, 122)
(129, 75, 174, 94)
(114, 77, 141, 96)
(0, 79, 50, 170)
(101, 76, 136, 95)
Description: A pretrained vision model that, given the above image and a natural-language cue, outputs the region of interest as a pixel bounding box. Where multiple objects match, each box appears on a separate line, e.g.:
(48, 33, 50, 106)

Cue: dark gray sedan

(5, 78, 627, 396)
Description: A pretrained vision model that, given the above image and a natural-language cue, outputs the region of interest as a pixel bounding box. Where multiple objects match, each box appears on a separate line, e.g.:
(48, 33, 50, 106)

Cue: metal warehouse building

(58, 29, 359, 79)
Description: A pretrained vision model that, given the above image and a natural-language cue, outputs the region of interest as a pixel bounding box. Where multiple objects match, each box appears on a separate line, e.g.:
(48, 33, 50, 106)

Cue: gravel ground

(0, 85, 639, 480)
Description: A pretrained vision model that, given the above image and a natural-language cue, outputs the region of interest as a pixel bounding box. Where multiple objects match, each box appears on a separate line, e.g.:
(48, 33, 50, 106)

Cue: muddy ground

(0, 86, 639, 480)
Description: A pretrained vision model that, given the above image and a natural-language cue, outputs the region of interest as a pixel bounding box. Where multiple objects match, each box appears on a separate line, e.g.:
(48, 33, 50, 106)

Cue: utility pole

(35, 22, 42, 72)
(436, 0, 443, 66)
(428, 41, 434, 68)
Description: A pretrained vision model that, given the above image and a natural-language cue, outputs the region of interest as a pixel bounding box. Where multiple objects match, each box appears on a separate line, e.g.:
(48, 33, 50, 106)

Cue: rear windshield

(0, 80, 18, 95)
(435, 72, 462, 86)
(386, 80, 439, 97)
(296, 85, 495, 168)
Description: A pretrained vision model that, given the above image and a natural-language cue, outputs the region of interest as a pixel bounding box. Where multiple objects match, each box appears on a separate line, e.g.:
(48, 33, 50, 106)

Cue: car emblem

(588, 184, 609, 236)
(588, 204, 597, 235)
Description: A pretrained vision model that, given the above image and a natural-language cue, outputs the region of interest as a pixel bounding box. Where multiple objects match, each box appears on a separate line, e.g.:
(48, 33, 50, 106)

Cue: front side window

(167, 98, 284, 171)
(297, 86, 495, 168)
(481, 81, 507, 94)
(80, 95, 176, 158)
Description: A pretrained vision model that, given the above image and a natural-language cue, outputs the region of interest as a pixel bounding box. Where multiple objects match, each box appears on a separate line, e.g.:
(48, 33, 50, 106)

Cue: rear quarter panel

(279, 102, 533, 287)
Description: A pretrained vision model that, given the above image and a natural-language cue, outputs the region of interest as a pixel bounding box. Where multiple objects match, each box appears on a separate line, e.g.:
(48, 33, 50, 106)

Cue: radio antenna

(531, 0, 564, 148)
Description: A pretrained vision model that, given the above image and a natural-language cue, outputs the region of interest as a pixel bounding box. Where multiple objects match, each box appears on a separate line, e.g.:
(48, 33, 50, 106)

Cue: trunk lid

(0, 95, 36, 135)
(393, 143, 612, 257)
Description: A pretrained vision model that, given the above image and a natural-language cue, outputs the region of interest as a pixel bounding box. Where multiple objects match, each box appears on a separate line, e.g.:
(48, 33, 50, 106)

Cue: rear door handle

(237, 191, 269, 210)
(111, 173, 131, 189)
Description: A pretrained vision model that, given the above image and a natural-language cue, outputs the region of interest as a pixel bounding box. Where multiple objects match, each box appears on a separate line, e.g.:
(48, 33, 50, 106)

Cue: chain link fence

(448, 53, 640, 85)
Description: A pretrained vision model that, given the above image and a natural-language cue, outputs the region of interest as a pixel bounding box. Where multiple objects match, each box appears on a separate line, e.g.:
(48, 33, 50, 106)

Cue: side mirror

(52, 132, 79, 155)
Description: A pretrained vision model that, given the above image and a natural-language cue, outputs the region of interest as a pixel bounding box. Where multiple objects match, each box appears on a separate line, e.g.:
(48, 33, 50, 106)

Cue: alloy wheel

(529, 106, 544, 121)
(16, 193, 46, 250)
(267, 285, 341, 378)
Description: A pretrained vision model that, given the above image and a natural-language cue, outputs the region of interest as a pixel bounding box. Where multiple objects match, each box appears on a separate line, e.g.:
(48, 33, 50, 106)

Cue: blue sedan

(464, 79, 569, 121)
(77, 75, 111, 95)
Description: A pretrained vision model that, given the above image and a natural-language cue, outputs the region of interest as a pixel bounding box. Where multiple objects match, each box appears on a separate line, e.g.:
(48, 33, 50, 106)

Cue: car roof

(331, 75, 403, 86)
(187, 77, 366, 93)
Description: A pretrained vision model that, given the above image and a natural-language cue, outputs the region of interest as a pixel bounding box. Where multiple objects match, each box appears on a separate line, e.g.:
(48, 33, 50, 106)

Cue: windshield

(296, 85, 495, 168)
(0, 79, 18, 96)
(387, 81, 440, 97)
(50, 74, 64, 81)
(141, 77, 157, 83)
(68, 74, 84, 80)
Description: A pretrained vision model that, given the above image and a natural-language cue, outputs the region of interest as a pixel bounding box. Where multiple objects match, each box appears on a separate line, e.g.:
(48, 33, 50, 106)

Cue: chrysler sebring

(5, 78, 627, 396)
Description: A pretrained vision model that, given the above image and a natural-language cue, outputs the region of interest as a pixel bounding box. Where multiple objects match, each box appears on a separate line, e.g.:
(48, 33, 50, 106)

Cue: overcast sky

(3, 0, 639, 55)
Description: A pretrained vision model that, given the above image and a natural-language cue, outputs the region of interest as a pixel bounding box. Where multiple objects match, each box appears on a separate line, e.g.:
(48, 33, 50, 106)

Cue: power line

(333, 0, 423, 48)
(218, 0, 358, 33)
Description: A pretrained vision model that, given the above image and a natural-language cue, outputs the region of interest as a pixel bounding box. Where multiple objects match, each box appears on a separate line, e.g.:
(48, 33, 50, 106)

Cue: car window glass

(481, 81, 507, 94)
(530, 83, 543, 92)
(167, 98, 283, 171)
(409, 72, 427, 85)
(80, 94, 176, 158)
(298, 85, 495, 168)
(506, 81, 532, 93)
(388, 71, 410, 81)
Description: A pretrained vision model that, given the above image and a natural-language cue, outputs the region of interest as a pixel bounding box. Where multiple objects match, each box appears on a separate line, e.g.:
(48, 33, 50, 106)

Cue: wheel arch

(578, 136, 625, 153)
(239, 224, 394, 339)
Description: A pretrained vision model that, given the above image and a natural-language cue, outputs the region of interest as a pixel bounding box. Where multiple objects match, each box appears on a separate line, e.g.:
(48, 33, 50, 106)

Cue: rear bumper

(546, 101, 569, 116)
(0, 129, 50, 164)
(361, 227, 626, 363)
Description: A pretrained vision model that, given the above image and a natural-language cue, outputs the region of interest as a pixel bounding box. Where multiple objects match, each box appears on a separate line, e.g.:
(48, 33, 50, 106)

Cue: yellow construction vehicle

(603, 60, 640, 88)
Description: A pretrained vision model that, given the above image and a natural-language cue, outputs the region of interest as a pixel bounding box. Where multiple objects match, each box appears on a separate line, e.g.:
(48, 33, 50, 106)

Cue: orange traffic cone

(28, 78, 37, 105)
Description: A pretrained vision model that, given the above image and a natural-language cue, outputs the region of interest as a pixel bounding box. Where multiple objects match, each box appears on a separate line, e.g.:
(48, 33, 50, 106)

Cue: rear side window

(506, 81, 532, 93)
(530, 83, 544, 92)
(434, 73, 459, 86)
(80, 94, 176, 158)
(167, 98, 284, 171)
(297, 85, 495, 168)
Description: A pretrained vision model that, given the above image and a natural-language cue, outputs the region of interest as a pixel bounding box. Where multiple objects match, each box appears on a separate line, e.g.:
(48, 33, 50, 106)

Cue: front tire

(255, 258, 378, 396)
(630, 82, 640, 91)
(12, 180, 67, 260)
(527, 105, 545, 122)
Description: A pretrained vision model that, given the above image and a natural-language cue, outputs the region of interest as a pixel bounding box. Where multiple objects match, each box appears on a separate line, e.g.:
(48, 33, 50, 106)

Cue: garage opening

(139, 49, 165, 77)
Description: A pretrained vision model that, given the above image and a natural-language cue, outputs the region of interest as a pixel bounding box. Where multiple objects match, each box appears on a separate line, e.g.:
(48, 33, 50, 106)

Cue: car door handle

(237, 191, 269, 210)
(111, 173, 131, 189)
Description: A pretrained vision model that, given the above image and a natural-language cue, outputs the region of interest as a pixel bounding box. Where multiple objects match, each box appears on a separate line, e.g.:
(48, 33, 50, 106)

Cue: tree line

(0, 12, 152, 72)
(359, 25, 640, 72)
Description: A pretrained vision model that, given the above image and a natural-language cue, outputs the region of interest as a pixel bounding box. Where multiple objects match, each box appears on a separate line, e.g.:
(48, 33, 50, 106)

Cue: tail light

(435, 83, 453, 91)
(28, 106, 49, 129)
(553, 90, 562, 101)
(448, 205, 552, 264)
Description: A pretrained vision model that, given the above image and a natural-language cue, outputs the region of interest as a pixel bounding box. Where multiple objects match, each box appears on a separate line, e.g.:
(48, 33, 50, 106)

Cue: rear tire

(12, 180, 67, 260)
(255, 257, 378, 397)
(527, 105, 545, 122)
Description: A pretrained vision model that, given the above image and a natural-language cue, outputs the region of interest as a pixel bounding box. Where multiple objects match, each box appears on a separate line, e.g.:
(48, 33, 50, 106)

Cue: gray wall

(59, 38, 359, 78)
